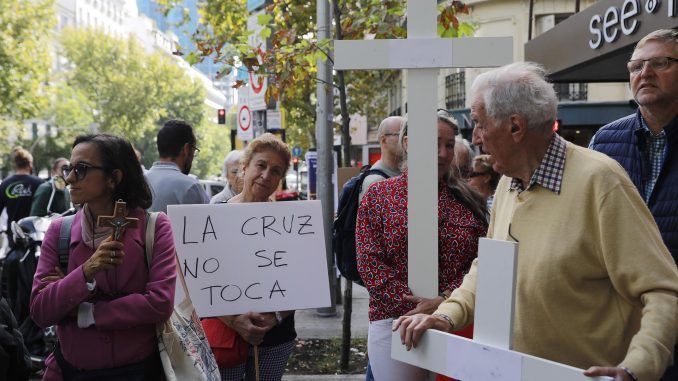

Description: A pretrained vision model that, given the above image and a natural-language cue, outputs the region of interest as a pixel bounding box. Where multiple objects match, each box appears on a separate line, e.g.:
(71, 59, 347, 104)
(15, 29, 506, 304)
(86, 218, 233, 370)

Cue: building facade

(385, 0, 659, 148)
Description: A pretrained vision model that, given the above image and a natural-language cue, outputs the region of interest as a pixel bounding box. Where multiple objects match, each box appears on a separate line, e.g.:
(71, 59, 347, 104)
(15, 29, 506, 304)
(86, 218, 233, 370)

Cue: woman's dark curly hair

(72, 134, 152, 210)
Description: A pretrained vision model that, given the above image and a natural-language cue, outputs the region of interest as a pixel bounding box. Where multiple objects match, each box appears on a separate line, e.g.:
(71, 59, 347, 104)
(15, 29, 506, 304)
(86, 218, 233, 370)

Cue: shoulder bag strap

(58, 215, 75, 271)
(144, 212, 159, 269)
(145, 212, 192, 304)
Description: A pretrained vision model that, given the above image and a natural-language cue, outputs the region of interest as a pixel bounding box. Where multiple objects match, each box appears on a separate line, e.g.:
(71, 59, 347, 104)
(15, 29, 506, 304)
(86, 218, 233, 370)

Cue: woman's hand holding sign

(221, 312, 277, 346)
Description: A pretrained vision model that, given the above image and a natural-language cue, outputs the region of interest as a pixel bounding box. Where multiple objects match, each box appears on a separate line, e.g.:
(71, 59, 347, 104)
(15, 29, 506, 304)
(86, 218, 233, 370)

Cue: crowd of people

(0, 28, 675, 381)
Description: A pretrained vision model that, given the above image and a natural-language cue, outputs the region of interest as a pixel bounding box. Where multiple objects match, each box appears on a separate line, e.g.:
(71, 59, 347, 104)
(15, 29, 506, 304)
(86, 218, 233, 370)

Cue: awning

(525, 0, 678, 83)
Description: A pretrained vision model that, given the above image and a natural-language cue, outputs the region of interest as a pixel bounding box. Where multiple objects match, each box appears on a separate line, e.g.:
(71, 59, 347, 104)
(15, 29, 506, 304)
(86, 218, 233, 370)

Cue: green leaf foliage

(0, 0, 54, 121)
(54, 28, 221, 178)
(170, 0, 475, 152)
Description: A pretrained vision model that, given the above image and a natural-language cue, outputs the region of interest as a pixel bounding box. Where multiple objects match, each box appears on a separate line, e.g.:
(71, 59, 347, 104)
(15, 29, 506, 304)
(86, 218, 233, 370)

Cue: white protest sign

(167, 201, 331, 317)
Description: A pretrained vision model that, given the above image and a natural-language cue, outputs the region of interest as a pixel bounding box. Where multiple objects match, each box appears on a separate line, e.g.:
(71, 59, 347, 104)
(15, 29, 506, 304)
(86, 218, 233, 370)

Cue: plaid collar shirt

(510, 133, 567, 194)
(640, 116, 666, 203)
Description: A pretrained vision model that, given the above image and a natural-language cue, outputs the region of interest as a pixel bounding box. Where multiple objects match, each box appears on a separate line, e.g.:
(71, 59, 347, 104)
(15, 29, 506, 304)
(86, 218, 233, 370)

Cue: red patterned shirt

(356, 172, 487, 321)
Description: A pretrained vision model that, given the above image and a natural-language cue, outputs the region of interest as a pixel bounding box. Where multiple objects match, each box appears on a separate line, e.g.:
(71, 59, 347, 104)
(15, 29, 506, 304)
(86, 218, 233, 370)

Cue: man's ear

(508, 114, 527, 142)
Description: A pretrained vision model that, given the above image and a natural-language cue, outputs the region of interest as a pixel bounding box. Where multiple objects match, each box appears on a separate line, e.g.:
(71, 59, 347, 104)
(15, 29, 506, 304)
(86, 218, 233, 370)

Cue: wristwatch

(275, 311, 283, 325)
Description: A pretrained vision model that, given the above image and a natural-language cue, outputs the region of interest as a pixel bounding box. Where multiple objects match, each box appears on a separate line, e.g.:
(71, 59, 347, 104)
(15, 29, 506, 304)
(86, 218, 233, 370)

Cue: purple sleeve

(30, 218, 91, 328)
(92, 213, 176, 329)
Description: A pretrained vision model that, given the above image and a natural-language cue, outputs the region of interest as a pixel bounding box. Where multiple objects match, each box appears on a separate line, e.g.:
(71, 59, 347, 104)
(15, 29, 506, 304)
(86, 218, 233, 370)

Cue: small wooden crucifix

(97, 199, 139, 241)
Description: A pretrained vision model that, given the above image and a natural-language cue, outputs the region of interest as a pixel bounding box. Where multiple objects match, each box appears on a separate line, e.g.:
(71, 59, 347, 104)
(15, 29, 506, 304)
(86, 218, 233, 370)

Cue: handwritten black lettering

(201, 285, 221, 305)
(262, 215, 281, 237)
(273, 251, 287, 267)
(255, 249, 273, 267)
(297, 215, 314, 235)
(245, 283, 263, 299)
(202, 215, 218, 242)
(241, 217, 258, 236)
(183, 258, 198, 279)
(282, 215, 294, 234)
(269, 280, 286, 298)
(202, 258, 219, 274)
(182, 216, 198, 244)
(220, 284, 243, 302)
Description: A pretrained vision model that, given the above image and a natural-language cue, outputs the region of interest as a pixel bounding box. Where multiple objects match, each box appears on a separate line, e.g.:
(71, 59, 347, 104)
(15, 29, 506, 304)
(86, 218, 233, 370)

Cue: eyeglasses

(382, 133, 400, 137)
(61, 163, 107, 182)
(627, 57, 678, 74)
(468, 171, 487, 178)
(191, 146, 200, 155)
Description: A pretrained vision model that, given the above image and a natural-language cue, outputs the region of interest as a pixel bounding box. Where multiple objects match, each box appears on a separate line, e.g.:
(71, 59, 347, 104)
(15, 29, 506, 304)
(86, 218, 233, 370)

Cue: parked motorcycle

(0, 206, 76, 373)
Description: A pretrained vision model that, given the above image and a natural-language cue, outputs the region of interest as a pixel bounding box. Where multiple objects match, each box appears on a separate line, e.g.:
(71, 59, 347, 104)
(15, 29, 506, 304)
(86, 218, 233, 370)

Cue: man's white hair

(471, 61, 557, 133)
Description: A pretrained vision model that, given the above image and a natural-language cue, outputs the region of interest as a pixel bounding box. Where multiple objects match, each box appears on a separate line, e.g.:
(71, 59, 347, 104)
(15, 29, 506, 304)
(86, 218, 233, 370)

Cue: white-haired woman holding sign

(203, 133, 296, 381)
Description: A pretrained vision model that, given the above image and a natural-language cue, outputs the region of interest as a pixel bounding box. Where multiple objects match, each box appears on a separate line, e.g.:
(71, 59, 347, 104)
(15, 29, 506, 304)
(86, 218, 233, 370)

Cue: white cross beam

(334, 1, 512, 297)
(390, 238, 612, 381)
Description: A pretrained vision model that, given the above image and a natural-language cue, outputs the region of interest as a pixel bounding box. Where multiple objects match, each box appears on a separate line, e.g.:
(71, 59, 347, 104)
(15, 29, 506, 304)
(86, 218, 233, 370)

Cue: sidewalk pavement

(283, 375, 366, 381)
(294, 281, 369, 339)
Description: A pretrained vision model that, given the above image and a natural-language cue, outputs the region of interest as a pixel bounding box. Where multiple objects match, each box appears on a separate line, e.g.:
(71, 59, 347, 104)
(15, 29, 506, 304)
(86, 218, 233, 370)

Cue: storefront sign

(589, 0, 676, 49)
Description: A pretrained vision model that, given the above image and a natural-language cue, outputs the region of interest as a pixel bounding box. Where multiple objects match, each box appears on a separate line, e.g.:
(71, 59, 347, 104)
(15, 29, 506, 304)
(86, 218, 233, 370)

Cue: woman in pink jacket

(30, 134, 177, 381)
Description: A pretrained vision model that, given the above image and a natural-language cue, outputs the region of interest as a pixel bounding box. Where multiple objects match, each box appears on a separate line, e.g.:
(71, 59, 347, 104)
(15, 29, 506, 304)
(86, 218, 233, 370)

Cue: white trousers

(368, 318, 430, 381)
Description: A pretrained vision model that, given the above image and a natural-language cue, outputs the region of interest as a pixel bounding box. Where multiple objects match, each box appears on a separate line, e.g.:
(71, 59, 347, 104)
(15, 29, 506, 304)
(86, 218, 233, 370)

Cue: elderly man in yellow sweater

(395, 62, 678, 381)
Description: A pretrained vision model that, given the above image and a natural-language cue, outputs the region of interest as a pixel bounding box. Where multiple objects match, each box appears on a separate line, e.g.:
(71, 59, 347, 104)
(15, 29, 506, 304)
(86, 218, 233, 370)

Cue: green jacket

(29, 179, 71, 216)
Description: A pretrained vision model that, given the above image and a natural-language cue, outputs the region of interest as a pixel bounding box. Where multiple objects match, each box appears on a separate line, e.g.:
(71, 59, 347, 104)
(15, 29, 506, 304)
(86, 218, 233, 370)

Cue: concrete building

(382, 0, 668, 150)
(52, 0, 226, 113)
(55, 0, 130, 37)
(136, 0, 236, 107)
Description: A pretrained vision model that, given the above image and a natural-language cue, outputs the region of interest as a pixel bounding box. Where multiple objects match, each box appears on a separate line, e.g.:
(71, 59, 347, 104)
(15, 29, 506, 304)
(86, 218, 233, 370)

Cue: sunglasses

(62, 163, 107, 182)
(468, 171, 487, 178)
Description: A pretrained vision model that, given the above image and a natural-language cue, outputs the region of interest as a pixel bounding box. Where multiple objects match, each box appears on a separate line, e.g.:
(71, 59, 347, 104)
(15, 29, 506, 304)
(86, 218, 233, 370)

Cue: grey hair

(455, 136, 474, 163)
(635, 28, 678, 50)
(377, 116, 406, 140)
(222, 149, 244, 176)
(471, 61, 557, 134)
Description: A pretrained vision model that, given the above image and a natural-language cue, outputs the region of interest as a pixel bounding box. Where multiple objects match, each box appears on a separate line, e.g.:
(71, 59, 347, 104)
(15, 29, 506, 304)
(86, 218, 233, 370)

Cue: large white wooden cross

(335, 1, 511, 297)
(335, 1, 612, 380)
(390, 238, 612, 380)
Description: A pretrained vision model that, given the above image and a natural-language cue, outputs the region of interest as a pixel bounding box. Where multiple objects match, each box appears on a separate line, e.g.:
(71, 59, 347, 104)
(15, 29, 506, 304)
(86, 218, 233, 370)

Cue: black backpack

(333, 167, 389, 285)
(0, 296, 31, 381)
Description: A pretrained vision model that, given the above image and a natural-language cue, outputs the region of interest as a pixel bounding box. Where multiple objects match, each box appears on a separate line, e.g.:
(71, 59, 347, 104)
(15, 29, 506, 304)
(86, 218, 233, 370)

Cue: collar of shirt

(639, 115, 667, 138)
(150, 161, 181, 172)
(510, 133, 567, 194)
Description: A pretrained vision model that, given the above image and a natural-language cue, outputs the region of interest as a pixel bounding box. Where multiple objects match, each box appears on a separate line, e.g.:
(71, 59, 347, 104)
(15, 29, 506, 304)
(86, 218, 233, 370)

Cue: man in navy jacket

(590, 28, 677, 381)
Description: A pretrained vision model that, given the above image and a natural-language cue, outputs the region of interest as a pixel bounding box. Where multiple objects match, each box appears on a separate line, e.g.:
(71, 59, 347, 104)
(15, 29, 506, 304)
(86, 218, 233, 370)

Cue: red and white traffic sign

(248, 49, 267, 111)
(238, 105, 251, 131)
(237, 88, 254, 141)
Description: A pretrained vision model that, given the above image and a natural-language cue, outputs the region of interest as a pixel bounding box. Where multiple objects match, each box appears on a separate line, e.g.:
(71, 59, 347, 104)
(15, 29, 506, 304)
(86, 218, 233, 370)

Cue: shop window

(445, 72, 465, 110)
(554, 82, 588, 101)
